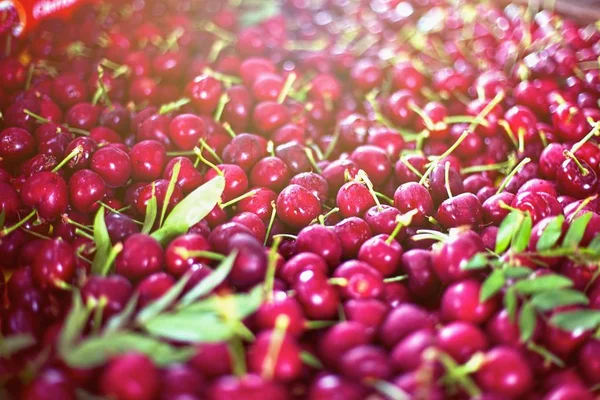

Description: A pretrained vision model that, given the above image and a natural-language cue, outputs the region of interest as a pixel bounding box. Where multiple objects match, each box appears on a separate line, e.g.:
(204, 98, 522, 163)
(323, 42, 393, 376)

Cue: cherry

(390, 328, 436, 373)
(90, 146, 131, 188)
(334, 217, 372, 259)
(65, 102, 99, 130)
(252, 101, 290, 135)
(276, 184, 321, 228)
(163, 156, 203, 194)
(511, 191, 562, 225)
(379, 303, 437, 348)
(428, 163, 464, 204)
(209, 373, 287, 400)
(551, 102, 588, 142)
(227, 233, 267, 288)
(208, 222, 253, 254)
(135, 179, 183, 216)
(68, 169, 105, 213)
(222, 133, 267, 172)
(318, 321, 370, 369)
(437, 193, 483, 229)
(205, 164, 248, 203)
(129, 140, 167, 182)
(578, 339, 600, 384)
(0, 181, 22, 217)
(338, 114, 370, 149)
(475, 346, 533, 398)
(394, 182, 434, 225)
(190, 342, 232, 378)
(160, 363, 206, 399)
(385, 90, 417, 126)
(81, 275, 132, 318)
(358, 234, 403, 277)
(169, 113, 206, 150)
(432, 229, 484, 284)
(556, 157, 598, 199)
(254, 291, 305, 337)
(250, 156, 290, 191)
(543, 384, 594, 400)
(336, 181, 376, 218)
(23, 368, 75, 400)
(115, 234, 165, 282)
(401, 249, 441, 301)
(0, 127, 36, 164)
(289, 172, 329, 205)
(340, 345, 391, 381)
(441, 279, 499, 324)
(307, 373, 366, 400)
(51, 73, 88, 108)
(100, 353, 159, 400)
(349, 145, 391, 186)
(248, 328, 302, 382)
(21, 171, 68, 220)
(367, 128, 405, 159)
(294, 270, 339, 320)
(482, 192, 515, 225)
(135, 272, 175, 307)
(437, 321, 488, 363)
(333, 260, 384, 300)
(32, 239, 75, 290)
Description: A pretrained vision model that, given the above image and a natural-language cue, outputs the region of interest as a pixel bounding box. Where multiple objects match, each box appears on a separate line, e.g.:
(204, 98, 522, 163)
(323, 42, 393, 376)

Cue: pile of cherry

(4, 0, 600, 399)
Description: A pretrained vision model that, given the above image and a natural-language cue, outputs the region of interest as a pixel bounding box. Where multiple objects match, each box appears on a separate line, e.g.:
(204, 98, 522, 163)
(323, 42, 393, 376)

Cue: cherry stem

(323, 128, 340, 160)
(365, 90, 395, 129)
(574, 194, 599, 216)
(267, 141, 275, 157)
(400, 157, 424, 178)
(52, 145, 83, 173)
(412, 229, 450, 242)
(444, 161, 453, 199)
(159, 98, 191, 115)
(517, 127, 525, 154)
(208, 39, 227, 63)
(174, 247, 225, 261)
(386, 209, 419, 245)
(272, 233, 297, 240)
(100, 243, 123, 276)
(75, 228, 95, 241)
(63, 216, 93, 233)
(571, 121, 600, 154)
(383, 275, 408, 283)
(409, 103, 435, 131)
(496, 157, 531, 195)
(564, 150, 590, 176)
(461, 159, 512, 174)
(277, 72, 297, 104)
(193, 146, 223, 176)
(264, 201, 278, 246)
(428, 349, 482, 398)
(498, 119, 518, 148)
(419, 131, 469, 185)
(443, 115, 488, 127)
(222, 122, 237, 139)
(221, 189, 259, 209)
(198, 139, 224, 164)
(328, 277, 348, 287)
(23, 109, 89, 136)
(305, 320, 337, 329)
(374, 191, 393, 205)
(315, 207, 339, 226)
(214, 93, 229, 122)
(0, 210, 36, 237)
(201, 21, 236, 42)
(203, 67, 241, 85)
(304, 147, 322, 173)
(91, 297, 108, 335)
(469, 90, 504, 131)
(228, 337, 247, 377)
(356, 170, 381, 209)
(262, 315, 290, 380)
(264, 236, 282, 303)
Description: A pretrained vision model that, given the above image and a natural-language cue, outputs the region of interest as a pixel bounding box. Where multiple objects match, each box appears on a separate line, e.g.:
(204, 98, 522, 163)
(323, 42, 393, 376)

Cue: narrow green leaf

(495, 210, 522, 254)
(519, 302, 536, 342)
(91, 207, 111, 274)
(511, 213, 532, 252)
(505, 287, 518, 322)
(63, 332, 195, 368)
(503, 266, 533, 279)
(371, 380, 411, 400)
(143, 312, 234, 343)
(159, 159, 181, 228)
(300, 351, 324, 369)
(58, 292, 92, 356)
(141, 195, 158, 234)
(480, 269, 505, 302)
(178, 251, 237, 308)
(182, 285, 264, 320)
(463, 253, 489, 270)
(588, 234, 600, 252)
(531, 289, 589, 311)
(551, 309, 600, 332)
(527, 342, 565, 368)
(0, 334, 36, 358)
(152, 176, 225, 245)
(563, 212, 593, 249)
(536, 215, 564, 251)
(104, 294, 139, 334)
(136, 273, 191, 325)
(514, 274, 573, 295)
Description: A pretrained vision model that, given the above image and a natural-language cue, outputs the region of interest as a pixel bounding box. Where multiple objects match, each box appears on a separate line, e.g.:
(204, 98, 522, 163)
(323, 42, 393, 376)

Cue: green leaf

(511, 213, 532, 252)
(159, 159, 181, 228)
(551, 309, 600, 331)
(58, 292, 92, 356)
(182, 285, 264, 320)
(241, 2, 279, 27)
(371, 380, 411, 400)
(136, 273, 191, 325)
(531, 289, 589, 311)
(505, 287, 518, 322)
(495, 210, 522, 254)
(0, 334, 36, 358)
(519, 302, 536, 342)
(462, 253, 489, 270)
(63, 332, 195, 368)
(536, 215, 564, 251)
(152, 176, 225, 245)
(300, 351, 324, 369)
(104, 294, 138, 334)
(480, 269, 505, 302)
(503, 266, 533, 279)
(178, 251, 237, 308)
(514, 274, 573, 295)
(563, 212, 593, 249)
(141, 194, 158, 234)
(143, 312, 234, 343)
(588, 234, 600, 252)
(91, 207, 111, 274)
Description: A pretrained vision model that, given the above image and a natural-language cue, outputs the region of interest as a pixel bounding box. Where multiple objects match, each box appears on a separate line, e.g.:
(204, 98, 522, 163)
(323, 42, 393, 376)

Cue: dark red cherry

(222, 133, 268, 172)
(237, 187, 277, 223)
(432, 229, 484, 284)
(276, 184, 321, 228)
(379, 303, 437, 348)
(23, 368, 75, 400)
(135, 179, 184, 216)
(0, 127, 36, 164)
(441, 279, 499, 324)
(333, 260, 384, 300)
(21, 171, 68, 220)
(294, 270, 339, 320)
(129, 140, 167, 181)
(390, 328, 436, 373)
(295, 224, 342, 268)
(248, 329, 302, 382)
(394, 182, 434, 225)
(340, 345, 391, 381)
(68, 169, 105, 213)
(437, 193, 483, 229)
(105, 213, 140, 245)
(556, 157, 598, 199)
(90, 146, 131, 188)
(334, 217, 372, 259)
(337, 181, 376, 218)
(163, 156, 203, 194)
(318, 321, 370, 369)
(437, 321, 488, 363)
(401, 249, 441, 301)
(115, 234, 165, 282)
(33, 239, 75, 289)
(165, 233, 211, 278)
(250, 156, 290, 191)
(475, 346, 533, 398)
(358, 234, 403, 277)
(100, 353, 159, 400)
(169, 113, 206, 150)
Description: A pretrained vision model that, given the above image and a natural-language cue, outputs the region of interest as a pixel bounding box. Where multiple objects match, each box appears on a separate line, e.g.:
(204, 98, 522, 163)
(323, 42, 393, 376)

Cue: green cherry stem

(220, 189, 260, 209)
(496, 157, 531, 195)
(264, 236, 282, 303)
(159, 98, 191, 115)
(419, 131, 469, 186)
(262, 315, 290, 380)
(0, 210, 36, 237)
(193, 146, 223, 176)
(564, 150, 590, 176)
(571, 120, 600, 154)
(386, 209, 418, 245)
(214, 93, 230, 122)
(52, 145, 83, 173)
(264, 201, 278, 246)
(277, 72, 297, 104)
(444, 161, 453, 199)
